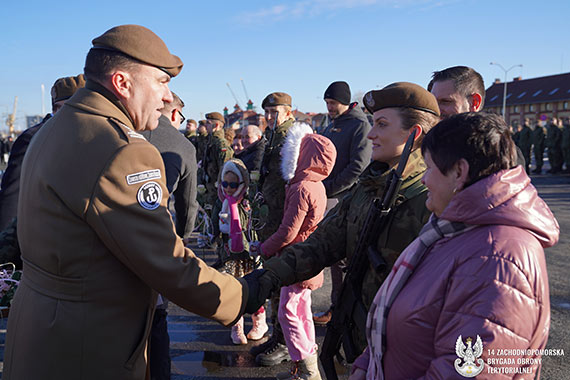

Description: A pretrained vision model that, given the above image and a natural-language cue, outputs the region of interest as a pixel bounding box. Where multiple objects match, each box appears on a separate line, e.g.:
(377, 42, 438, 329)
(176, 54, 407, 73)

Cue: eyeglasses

(221, 181, 243, 189)
(177, 110, 186, 124)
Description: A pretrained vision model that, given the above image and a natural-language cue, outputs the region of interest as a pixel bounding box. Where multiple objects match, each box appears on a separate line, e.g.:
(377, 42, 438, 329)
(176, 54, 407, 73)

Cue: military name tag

(126, 169, 162, 185)
(137, 181, 162, 210)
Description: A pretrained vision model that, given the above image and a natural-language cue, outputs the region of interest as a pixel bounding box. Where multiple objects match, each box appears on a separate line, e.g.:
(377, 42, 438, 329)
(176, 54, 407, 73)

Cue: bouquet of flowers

(0, 262, 22, 309)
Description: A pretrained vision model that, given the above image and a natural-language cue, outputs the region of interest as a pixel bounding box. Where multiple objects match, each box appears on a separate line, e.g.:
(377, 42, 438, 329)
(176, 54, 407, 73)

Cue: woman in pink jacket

(352, 112, 559, 379)
(252, 122, 336, 380)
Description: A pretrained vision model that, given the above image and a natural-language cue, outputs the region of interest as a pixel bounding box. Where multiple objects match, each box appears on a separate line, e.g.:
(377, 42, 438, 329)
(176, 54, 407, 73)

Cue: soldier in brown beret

(244, 82, 441, 377)
(201, 111, 233, 256)
(250, 91, 296, 366)
(4, 25, 247, 380)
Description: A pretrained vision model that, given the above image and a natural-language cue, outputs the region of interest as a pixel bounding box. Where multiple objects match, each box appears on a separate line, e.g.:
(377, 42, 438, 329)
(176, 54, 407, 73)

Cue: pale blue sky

(1, 0, 569, 131)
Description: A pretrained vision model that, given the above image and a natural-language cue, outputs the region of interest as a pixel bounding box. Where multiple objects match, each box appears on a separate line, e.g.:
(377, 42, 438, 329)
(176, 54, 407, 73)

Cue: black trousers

(149, 307, 171, 380)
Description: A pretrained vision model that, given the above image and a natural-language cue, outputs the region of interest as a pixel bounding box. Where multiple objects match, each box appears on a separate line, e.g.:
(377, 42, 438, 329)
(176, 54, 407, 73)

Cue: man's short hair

(243, 125, 262, 138)
(84, 49, 144, 84)
(427, 66, 486, 107)
(162, 92, 184, 115)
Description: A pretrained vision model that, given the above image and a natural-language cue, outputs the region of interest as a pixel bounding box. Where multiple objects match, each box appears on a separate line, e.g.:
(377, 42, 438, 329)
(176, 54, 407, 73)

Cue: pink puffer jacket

(356, 166, 559, 379)
(261, 124, 336, 289)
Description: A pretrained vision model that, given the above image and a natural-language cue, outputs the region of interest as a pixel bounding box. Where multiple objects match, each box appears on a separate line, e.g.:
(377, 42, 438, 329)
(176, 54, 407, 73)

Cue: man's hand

(242, 269, 280, 314)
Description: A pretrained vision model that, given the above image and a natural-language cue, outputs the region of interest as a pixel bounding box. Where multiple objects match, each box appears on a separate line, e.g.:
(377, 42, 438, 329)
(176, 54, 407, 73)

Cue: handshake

(242, 267, 281, 314)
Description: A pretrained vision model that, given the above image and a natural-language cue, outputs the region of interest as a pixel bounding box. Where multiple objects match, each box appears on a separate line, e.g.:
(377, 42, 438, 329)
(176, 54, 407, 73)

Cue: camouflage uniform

(203, 129, 233, 206)
(546, 122, 563, 173)
(531, 124, 546, 173)
(516, 123, 532, 173)
(561, 122, 570, 172)
(257, 118, 295, 241)
(264, 150, 430, 354)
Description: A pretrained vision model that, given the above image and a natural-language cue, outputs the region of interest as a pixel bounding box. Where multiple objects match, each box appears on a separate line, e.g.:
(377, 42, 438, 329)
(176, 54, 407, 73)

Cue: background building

(484, 72, 570, 126)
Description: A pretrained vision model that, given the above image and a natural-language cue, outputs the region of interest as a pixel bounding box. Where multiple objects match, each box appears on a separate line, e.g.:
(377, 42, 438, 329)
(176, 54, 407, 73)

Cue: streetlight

(490, 62, 523, 119)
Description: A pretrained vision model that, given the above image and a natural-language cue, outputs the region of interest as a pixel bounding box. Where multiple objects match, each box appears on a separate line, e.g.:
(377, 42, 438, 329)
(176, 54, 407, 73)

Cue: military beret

(91, 24, 183, 77)
(51, 74, 86, 104)
(261, 92, 292, 109)
(205, 112, 225, 125)
(187, 119, 197, 125)
(363, 82, 440, 117)
(198, 119, 207, 126)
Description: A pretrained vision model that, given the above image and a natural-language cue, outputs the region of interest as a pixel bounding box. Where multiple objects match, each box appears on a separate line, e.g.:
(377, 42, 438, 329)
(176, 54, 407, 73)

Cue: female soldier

(243, 82, 441, 369)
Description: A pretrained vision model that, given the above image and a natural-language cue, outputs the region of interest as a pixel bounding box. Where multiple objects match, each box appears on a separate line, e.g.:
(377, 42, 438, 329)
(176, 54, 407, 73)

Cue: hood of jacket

(217, 158, 249, 202)
(280, 122, 337, 184)
(441, 165, 559, 248)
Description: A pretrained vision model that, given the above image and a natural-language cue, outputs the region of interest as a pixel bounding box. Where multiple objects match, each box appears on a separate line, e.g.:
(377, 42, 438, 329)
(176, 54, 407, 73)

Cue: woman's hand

(348, 368, 366, 380)
(249, 241, 262, 257)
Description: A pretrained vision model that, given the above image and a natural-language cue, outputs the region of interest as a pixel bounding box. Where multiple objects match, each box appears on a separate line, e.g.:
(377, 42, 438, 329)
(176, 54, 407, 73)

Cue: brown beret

(261, 92, 292, 109)
(363, 82, 440, 117)
(51, 74, 86, 104)
(205, 112, 225, 125)
(91, 24, 183, 77)
(198, 119, 207, 126)
(187, 119, 197, 125)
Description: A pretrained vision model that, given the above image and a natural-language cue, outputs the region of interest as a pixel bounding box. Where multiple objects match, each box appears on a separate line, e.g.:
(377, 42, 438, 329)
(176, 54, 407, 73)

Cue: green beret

(51, 74, 86, 105)
(363, 82, 440, 117)
(205, 112, 225, 125)
(261, 92, 292, 109)
(91, 24, 183, 77)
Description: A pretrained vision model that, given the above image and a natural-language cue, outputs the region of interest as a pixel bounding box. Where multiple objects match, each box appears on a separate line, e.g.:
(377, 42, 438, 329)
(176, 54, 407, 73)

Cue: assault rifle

(257, 113, 279, 188)
(320, 129, 418, 380)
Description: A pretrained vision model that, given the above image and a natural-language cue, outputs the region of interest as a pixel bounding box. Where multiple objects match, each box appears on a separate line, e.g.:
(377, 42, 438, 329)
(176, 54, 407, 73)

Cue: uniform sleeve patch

(126, 169, 162, 185)
(137, 181, 162, 210)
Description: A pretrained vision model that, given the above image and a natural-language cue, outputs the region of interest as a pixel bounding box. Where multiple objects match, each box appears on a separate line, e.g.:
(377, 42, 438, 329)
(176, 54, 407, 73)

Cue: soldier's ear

(109, 70, 132, 100)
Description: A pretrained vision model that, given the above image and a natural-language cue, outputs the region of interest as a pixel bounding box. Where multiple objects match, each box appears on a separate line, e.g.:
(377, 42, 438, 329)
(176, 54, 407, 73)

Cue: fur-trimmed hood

(280, 122, 337, 184)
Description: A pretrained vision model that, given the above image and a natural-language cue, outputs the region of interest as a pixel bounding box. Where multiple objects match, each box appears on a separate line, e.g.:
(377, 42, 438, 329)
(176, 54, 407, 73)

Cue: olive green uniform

(258, 118, 295, 241)
(561, 122, 570, 172)
(517, 124, 532, 173)
(531, 125, 546, 172)
(546, 122, 563, 173)
(265, 150, 430, 352)
(203, 129, 233, 206)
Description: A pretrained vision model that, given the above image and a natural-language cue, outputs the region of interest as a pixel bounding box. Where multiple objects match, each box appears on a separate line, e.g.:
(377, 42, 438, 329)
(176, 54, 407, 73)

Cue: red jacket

(261, 125, 336, 289)
(357, 166, 559, 379)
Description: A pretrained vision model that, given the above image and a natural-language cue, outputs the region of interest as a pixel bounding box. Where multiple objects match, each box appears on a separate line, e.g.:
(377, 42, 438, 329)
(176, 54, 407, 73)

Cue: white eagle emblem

(365, 92, 375, 107)
(454, 335, 484, 377)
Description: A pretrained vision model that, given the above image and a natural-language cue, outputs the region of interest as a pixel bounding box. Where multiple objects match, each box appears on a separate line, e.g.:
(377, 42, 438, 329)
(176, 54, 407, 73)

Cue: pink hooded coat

(356, 166, 559, 379)
(261, 123, 336, 289)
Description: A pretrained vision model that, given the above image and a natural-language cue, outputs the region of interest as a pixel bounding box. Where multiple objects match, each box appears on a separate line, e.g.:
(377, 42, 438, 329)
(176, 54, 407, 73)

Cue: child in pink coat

(252, 122, 337, 380)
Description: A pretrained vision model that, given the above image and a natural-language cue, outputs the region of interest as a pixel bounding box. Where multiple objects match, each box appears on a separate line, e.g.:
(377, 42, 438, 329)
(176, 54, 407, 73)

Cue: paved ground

(0, 168, 568, 379)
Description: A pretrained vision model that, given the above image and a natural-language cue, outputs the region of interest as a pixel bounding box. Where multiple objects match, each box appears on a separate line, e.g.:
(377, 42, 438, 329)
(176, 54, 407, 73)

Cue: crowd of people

(0, 24, 560, 380)
(511, 116, 570, 174)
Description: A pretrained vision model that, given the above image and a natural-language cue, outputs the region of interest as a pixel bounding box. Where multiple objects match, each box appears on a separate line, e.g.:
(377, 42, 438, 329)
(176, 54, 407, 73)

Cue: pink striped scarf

(365, 214, 476, 379)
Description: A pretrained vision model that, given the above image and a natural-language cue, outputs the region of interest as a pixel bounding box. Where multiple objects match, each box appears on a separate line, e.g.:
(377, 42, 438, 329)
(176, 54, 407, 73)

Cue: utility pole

(490, 62, 523, 120)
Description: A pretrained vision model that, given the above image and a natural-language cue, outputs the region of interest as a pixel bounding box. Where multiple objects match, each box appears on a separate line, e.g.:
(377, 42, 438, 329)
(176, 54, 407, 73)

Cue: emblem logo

(365, 92, 375, 107)
(454, 335, 484, 377)
(137, 181, 162, 210)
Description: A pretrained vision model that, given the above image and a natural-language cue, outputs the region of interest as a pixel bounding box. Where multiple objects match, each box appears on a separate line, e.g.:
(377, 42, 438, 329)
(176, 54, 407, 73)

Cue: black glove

(242, 269, 281, 314)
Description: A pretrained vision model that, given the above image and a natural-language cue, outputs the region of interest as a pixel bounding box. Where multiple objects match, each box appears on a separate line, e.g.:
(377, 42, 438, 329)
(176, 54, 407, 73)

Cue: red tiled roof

(484, 72, 570, 107)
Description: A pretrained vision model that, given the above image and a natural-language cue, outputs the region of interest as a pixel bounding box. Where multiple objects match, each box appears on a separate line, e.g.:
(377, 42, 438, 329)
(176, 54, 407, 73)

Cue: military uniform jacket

(265, 149, 429, 310)
(258, 118, 294, 240)
(204, 129, 233, 203)
(4, 83, 246, 380)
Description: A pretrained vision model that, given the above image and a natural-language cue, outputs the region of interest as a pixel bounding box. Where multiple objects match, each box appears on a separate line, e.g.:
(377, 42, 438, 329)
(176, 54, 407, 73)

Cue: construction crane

(5, 96, 18, 136)
(226, 82, 242, 110)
